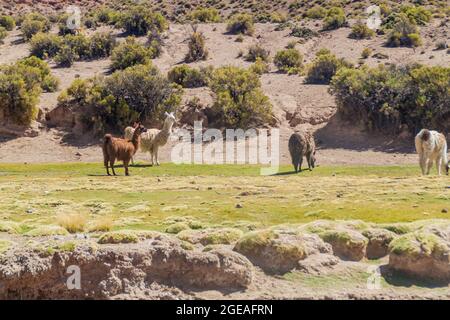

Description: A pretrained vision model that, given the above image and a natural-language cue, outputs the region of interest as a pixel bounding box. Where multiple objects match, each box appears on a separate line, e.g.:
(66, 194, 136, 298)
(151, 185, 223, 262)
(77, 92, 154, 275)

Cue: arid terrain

(0, 0, 449, 300)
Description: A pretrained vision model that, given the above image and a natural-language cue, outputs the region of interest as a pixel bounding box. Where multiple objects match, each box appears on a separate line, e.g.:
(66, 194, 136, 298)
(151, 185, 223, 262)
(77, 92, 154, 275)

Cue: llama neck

(162, 120, 174, 134)
(131, 131, 141, 150)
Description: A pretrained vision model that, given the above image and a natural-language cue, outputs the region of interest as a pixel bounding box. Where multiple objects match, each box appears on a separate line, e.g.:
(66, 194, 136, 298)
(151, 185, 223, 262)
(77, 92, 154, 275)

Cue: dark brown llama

(103, 123, 147, 176)
(288, 131, 316, 173)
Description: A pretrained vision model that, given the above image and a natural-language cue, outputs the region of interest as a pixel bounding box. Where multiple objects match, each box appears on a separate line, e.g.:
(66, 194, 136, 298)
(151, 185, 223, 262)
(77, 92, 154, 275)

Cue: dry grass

(57, 213, 88, 233)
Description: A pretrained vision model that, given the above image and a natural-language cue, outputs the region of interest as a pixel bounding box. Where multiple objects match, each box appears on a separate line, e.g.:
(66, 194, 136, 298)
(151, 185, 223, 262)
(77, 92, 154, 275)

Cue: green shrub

(350, 21, 375, 39)
(185, 31, 208, 62)
(386, 13, 422, 47)
(274, 49, 303, 74)
(290, 26, 318, 39)
(189, 8, 221, 22)
(401, 5, 432, 25)
(0, 15, 15, 31)
(270, 12, 287, 23)
(323, 7, 347, 30)
(94, 6, 119, 25)
(29, 33, 63, 58)
(0, 27, 6, 43)
(361, 48, 372, 59)
(63, 34, 90, 59)
(329, 64, 450, 133)
(120, 6, 168, 36)
(59, 64, 182, 134)
(110, 37, 153, 71)
(306, 6, 327, 19)
(17, 56, 59, 92)
(245, 44, 270, 62)
(21, 13, 51, 40)
(54, 45, 78, 67)
(306, 51, 352, 84)
(209, 66, 273, 128)
(168, 64, 212, 88)
(89, 32, 116, 58)
(249, 57, 270, 75)
(0, 58, 57, 125)
(226, 14, 254, 35)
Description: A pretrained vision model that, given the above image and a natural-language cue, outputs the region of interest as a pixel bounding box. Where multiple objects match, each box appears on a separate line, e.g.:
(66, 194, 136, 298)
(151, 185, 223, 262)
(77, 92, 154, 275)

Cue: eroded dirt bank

(1, 219, 450, 300)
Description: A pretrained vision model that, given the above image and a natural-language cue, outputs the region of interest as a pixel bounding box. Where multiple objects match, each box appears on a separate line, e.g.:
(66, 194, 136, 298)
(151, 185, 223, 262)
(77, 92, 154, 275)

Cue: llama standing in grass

(415, 129, 449, 175)
(288, 131, 316, 173)
(125, 112, 176, 166)
(103, 123, 147, 176)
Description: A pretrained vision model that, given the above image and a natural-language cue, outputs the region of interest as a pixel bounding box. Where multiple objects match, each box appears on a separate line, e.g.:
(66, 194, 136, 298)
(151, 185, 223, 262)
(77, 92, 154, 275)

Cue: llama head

(135, 123, 147, 134)
(164, 112, 177, 125)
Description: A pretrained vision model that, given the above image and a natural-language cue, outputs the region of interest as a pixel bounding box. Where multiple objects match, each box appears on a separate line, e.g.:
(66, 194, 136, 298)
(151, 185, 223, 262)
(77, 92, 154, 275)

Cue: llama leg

(306, 153, 312, 171)
(419, 155, 426, 175)
(426, 159, 433, 175)
(131, 156, 134, 166)
(104, 158, 110, 176)
(150, 150, 154, 166)
(436, 157, 442, 176)
(298, 157, 303, 172)
(124, 160, 130, 176)
(155, 147, 160, 166)
(110, 160, 116, 176)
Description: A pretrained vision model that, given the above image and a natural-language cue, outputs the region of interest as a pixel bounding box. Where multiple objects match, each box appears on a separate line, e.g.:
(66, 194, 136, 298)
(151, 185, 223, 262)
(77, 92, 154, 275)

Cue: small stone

(26, 208, 34, 214)
(236, 203, 243, 209)
(442, 208, 448, 213)
(75, 152, 82, 157)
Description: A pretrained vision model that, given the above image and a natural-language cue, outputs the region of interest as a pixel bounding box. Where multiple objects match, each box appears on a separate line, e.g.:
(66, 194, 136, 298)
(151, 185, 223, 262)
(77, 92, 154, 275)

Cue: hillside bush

(386, 13, 422, 47)
(120, 6, 168, 36)
(209, 66, 273, 128)
(21, 13, 51, 40)
(329, 64, 450, 133)
(290, 26, 318, 39)
(0, 57, 58, 125)
(349, 21, 375, 39)
(0, 27, 6, 43)
(54, 45, 78, 67)
(110, 37, 153, 71)
(323, 7, 347, 30)
(226, 14, 254, 35)
(274, 49, 303, 74)
(0, 15, 15, 31)
(249, 57, 270, 75)
(401, 5, 432, 25)
(168, 64, 212, 88)
(189, 8, 221, 23)
(306, 6, 327, 19)
(185, 31, 208, 62)
(245, 44, 270, 62)
(89, 32, 116, 58)
(59, 64, 182, 134)
(29, 33, 63, 58)
(306, 51, 352, 84)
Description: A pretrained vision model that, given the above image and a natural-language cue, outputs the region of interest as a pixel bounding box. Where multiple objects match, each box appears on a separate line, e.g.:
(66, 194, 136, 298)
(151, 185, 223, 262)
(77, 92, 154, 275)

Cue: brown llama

(288, 131, 316, 173)
(103, 123, 147, 176)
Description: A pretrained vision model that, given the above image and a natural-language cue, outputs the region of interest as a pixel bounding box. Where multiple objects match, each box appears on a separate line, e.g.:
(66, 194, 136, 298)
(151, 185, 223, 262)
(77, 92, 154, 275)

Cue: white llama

(415, 129, 449, 175)
(124, 112, 176, 166)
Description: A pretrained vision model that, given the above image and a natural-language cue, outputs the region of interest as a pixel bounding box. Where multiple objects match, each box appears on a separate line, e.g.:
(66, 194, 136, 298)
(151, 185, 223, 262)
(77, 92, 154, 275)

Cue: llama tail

(103, 134, 112, 152)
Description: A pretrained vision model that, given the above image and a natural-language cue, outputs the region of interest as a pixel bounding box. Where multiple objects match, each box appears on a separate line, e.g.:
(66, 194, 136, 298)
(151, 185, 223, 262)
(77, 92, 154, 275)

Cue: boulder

(362, 228, 396, 259)
(233, 229, 331, 274)
(319, 229, 368, 261)
(388, 231, 450, 283)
